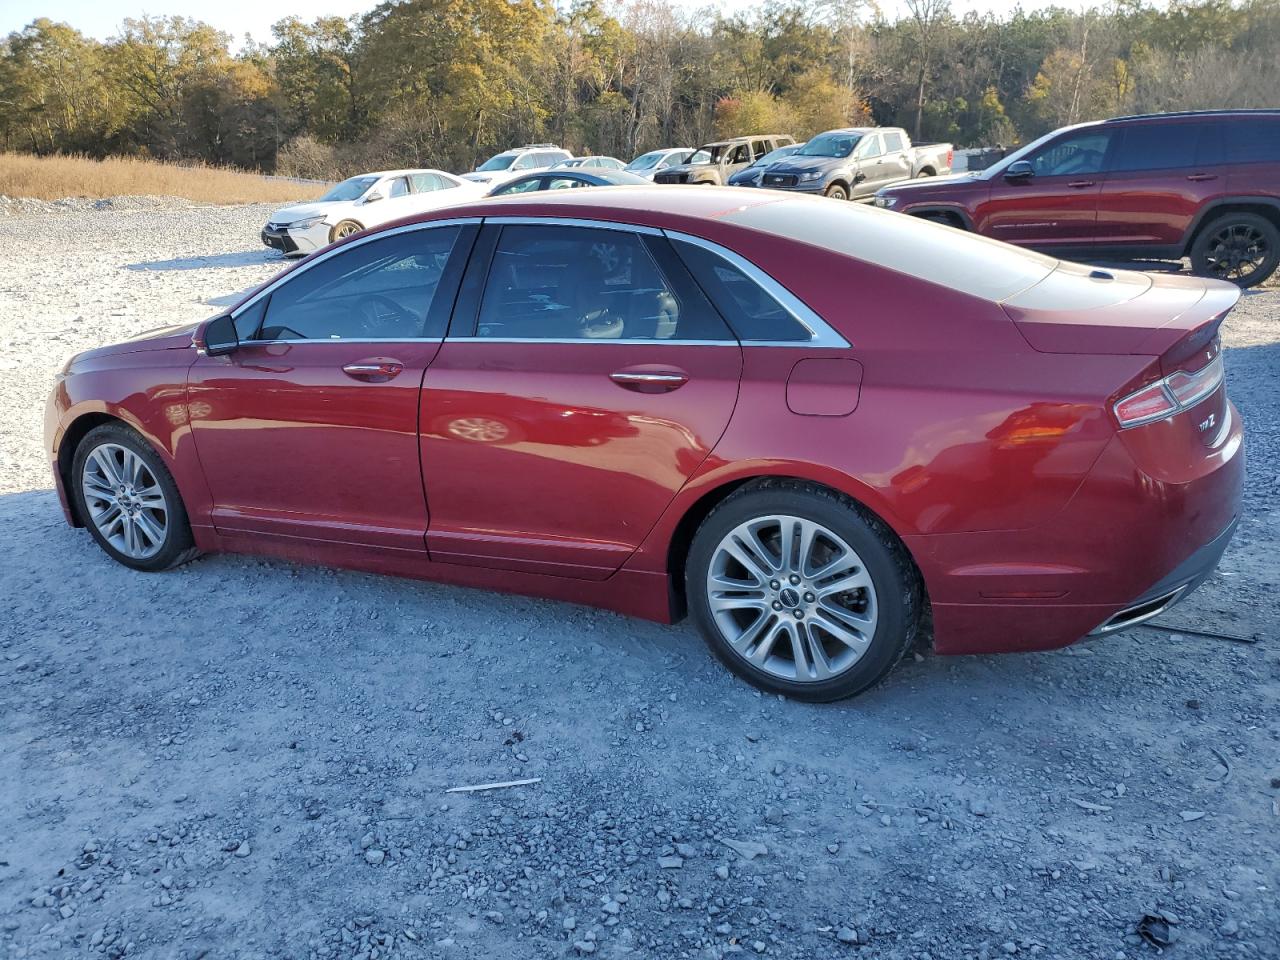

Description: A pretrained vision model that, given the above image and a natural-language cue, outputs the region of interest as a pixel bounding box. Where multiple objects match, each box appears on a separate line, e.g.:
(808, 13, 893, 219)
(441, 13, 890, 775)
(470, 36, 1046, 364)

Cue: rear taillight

(1112, 352, 1224, 429)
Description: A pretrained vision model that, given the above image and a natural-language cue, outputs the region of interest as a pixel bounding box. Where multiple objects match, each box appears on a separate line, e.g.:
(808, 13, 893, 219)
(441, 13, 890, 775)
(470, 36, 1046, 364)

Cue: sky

(2, 0, 1083, 46)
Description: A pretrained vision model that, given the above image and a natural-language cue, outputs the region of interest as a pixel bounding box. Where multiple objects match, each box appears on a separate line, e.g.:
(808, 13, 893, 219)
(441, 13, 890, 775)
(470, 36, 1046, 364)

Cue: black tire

(685, 480, 921, 702)
(824, 183, 849, 201)
(919, 212, 960, 229)
(1189, 212, 1279, 288)
(329, 219, 364, 243)
(71, 422, 199, 572)
(916, 168, 936, 178)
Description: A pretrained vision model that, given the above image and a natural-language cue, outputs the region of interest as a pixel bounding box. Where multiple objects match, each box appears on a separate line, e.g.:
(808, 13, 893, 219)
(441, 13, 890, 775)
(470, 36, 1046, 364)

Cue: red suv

(875, 110, 1280, 287)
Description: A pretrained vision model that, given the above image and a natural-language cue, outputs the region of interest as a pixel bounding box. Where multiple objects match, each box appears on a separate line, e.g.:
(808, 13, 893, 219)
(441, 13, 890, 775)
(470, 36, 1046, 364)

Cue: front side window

(751, 140, 769, 160)
(727, 144, 750, 164)
(856, 135, 884, 160)
(386, 177, 410, 198)
(474, 225, 730, 341)
(253, 227, 461, 341)
(477, 153, 517, 172)
(1110, 123, 1202, 172)
(673, 239, 811, 342)
(492, 177, 544, 195)
(627, 151, 663, 171)
(1029, 131, 1111, 176)
(546, 177, 585, 190)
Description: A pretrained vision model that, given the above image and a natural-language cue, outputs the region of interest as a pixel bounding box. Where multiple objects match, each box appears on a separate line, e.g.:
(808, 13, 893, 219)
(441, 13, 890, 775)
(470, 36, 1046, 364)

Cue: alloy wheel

(80, 443, 169, 560)
(1202, 223, 1269, 282)
(706, 514, 878, 683)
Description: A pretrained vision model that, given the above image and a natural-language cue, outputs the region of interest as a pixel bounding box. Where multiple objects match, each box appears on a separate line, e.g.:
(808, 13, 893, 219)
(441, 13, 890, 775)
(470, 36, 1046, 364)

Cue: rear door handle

(1067, 180, 1096, 189)
(343, 359, 404, 383)
(610, 370, 688, 393)
(1186, 173, 1218, 182)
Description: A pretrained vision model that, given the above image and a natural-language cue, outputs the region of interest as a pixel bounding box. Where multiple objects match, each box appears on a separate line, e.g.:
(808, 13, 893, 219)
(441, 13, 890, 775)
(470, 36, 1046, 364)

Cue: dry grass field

(0, 153, 326, 204)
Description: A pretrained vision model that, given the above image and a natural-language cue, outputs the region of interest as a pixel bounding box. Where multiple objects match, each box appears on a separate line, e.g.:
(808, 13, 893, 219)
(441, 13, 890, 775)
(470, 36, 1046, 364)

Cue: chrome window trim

(447, 337, 737, 346)
(229, 217, 483, 323)
(482, 216, 662, 236)
(664, 230, 850, 348)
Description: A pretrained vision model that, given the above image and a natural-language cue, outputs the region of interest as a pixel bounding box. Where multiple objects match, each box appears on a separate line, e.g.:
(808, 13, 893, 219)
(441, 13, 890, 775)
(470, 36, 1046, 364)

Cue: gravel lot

(1, 201, 1277, 960)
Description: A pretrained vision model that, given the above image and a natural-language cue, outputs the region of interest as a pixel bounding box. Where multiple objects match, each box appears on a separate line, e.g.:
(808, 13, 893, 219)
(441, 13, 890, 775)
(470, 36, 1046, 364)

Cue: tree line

(2, 0, 1277, 180)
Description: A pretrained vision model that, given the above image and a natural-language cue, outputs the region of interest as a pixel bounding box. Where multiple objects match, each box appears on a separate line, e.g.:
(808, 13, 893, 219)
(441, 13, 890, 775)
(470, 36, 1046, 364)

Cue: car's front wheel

(329, 220, 364, 243)
(71, 423, 198, 572)
(686, 481, 920, 701)
(1190, 212, 1279, 288)
(824, 183, 849, 200)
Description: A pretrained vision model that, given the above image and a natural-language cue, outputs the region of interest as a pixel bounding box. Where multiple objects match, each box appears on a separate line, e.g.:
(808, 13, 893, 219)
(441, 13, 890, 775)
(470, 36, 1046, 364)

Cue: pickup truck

(757, 127, 953, 200)
(653, 134, 797, 185)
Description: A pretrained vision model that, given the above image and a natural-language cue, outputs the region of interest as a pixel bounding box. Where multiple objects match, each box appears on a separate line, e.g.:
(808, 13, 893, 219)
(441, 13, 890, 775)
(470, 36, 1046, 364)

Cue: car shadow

(125, 250, 285, 272)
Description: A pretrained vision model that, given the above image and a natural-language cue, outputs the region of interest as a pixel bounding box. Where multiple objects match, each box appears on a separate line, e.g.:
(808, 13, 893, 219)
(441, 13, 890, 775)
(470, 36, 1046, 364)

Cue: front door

(187, 223, 474, 549)
(979, 128, 1115, 249)
(421, 222, 743, 579)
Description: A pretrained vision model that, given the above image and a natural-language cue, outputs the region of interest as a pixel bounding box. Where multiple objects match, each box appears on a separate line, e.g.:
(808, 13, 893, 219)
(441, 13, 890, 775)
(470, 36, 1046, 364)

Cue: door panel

(188, 340, 441, 549)
(420, 342, 742, 578)
(978, 129, 1113, 247)
(186, 224, 473, 549)
(1094, 121, 1225, 250)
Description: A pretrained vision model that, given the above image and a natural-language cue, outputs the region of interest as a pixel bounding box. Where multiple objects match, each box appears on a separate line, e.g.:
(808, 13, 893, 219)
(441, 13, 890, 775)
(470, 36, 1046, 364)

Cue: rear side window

(673, 239, 812, 342)
(1110, 123, 1203, 172)
(255, 227, 462, 341)
(883, 131, 905, 152)
(474, 225, 731, 342)
(1225, 120, 1280, 164)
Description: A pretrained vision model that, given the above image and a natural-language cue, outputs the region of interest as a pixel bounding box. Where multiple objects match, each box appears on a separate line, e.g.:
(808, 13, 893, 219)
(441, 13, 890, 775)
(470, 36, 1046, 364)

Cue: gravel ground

(0, 202, 1277, 960)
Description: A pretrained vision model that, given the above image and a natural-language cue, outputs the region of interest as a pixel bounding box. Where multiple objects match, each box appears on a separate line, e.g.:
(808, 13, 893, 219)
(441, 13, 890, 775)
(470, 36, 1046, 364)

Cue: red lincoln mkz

(45, 188, 1244, 700)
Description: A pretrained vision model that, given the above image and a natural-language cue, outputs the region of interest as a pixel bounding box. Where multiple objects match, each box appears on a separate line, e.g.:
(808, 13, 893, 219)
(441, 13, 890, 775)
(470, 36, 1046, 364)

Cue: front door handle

(343, 359, 404, 383)
(1186, 173, 1218, 182)
(610, 370, 688, 393)
(1067, 180, 1096, 189)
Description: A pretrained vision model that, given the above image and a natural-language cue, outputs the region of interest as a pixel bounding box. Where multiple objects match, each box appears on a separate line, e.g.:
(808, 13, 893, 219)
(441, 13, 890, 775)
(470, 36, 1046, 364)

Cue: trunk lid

(1000, 262, 1239, 357)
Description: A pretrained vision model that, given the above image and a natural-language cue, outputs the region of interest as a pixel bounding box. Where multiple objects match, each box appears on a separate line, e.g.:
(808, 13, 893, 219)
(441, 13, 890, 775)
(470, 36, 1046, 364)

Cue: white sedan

(261, 169, 484, 256)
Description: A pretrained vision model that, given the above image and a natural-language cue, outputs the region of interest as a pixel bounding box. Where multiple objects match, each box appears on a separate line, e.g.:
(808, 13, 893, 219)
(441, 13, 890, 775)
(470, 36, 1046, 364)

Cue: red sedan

(44, 188, 1244, 700)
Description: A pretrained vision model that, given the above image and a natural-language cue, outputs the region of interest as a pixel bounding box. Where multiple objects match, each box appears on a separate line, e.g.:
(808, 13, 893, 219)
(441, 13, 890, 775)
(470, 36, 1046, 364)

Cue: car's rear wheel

(824, 183, 849, 200)
(1190, 212, 1279, 288)
(329, 220, 364, 243)
(686, 481, 920, 701)
(71, 423, 198, 572)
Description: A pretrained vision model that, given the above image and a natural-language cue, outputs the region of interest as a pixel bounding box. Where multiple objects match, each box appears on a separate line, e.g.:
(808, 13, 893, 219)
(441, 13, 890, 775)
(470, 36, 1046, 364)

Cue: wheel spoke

(724, 534, 777, 583)
(816, 568, 873, 598)
(801, 623, 835, 680)
(135, 484, 167, 512)
(134, 510, 165, 547)
(90, 447, 122, 486)
(812, 609, 872, 651)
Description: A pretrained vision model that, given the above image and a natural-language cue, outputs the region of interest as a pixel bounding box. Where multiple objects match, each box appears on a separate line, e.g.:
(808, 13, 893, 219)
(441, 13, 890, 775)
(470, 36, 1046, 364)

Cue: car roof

(1105, 108, 1280, 123)
(811, 128, 874, 136)
(364, 168, 455, 178)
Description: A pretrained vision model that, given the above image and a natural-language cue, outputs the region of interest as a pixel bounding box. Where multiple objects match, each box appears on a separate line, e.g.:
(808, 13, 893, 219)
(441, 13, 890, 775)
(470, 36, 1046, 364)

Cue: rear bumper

(914, 400, 1244, 655)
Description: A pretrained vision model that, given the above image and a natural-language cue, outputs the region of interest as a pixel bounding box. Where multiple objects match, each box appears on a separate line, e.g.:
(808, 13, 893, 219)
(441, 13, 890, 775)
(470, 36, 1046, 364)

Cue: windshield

(751, 145, 801, 168)
(319, 176, 379, 202)
(627, 151, 666, 170)
(477, 153, 517, 172)
(797, 132, 861, 159)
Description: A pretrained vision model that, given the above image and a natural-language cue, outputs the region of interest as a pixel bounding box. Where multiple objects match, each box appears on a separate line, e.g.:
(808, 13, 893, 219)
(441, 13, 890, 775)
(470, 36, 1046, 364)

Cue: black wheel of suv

(1190, 212, 1279, 288)
(824, 183, 849, 200)
(686, 481, 921, 702)
(71, 423, 199, 572)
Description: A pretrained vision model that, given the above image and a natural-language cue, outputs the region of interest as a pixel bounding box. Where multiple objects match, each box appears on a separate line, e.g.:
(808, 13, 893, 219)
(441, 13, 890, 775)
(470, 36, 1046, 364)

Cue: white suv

(461, 145, 573, 188)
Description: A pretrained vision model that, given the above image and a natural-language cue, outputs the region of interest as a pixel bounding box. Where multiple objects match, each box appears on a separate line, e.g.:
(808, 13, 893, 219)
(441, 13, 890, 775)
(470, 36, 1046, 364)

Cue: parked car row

(875, 109, 1280, 287)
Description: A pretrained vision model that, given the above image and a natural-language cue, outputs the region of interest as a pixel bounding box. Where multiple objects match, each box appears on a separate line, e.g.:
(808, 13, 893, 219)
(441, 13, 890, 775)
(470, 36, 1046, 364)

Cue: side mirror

(202, 314, 239, 357)
(1004, 160, 1034, 180)
(363, 189, 384, 204)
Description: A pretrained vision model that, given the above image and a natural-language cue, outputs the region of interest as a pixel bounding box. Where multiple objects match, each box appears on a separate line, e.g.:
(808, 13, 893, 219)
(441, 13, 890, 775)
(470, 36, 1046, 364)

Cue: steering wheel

(357, 294, 415, 336)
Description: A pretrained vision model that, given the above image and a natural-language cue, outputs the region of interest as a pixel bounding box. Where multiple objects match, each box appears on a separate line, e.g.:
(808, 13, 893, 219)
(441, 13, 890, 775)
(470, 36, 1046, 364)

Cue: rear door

(979, 127, 1115, 248)
(1093, 120, 1224, 252)
(420, 221, 743, 579)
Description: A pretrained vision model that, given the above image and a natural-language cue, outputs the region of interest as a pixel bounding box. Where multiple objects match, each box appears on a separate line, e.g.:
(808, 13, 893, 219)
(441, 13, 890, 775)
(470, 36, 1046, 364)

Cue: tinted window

(1111, 123, 1202, 172)
(546, 177, 586, 190)
(883, 131, 905, 152)
(492, 177, 543, 195)
(475, 225, 730, 341)
(751, 140, 769, 160)
(257, 227, 461, 341)
(1226, 120, 1280, 164)
(1029, 131, 1111, 176)
(232, 297, 267, 340)
(673, 240, 811, 342)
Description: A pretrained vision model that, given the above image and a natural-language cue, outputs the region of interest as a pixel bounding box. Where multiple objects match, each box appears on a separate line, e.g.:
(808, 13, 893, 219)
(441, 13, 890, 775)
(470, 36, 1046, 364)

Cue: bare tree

(904, 0, 950, 139)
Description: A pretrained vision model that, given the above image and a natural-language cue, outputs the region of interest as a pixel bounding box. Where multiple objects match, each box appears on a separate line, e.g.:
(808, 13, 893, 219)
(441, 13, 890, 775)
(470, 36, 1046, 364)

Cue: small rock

(836, 927, 857, 944)
(827, 843, 840, 854)
(573, 940, 596, 955)
(233, 842, 251, 858)
(658, 855, 683, 869)
(364, 849, 386, 866)
(1179, 810, 1206, 822)
(675, 842, 697, 858)
(970, 798, 991, 817)
(715, 864, 730, 880)
(721, 839, 767, 860)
